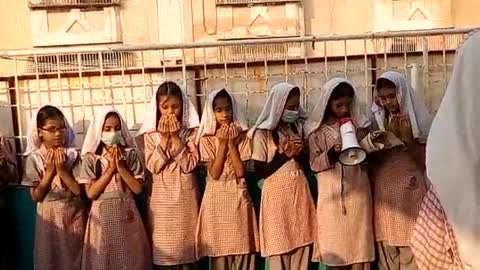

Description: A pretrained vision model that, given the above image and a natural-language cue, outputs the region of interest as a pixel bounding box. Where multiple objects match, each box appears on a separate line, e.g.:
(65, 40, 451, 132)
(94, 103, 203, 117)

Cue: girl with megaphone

(304, 78, 375, 270)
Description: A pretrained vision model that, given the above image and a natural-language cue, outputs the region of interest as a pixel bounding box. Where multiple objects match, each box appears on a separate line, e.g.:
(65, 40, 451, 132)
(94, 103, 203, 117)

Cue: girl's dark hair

(156, 81, 183, 102)
(324, 82, 355, 120)
(329, 82, 355, 101)
(36, 105, 65, 128)
(105, 112, 120, 121)
(104, 112, 120, 127)
(288, 87, 300, 98)
(376, 78, 396, 90)
(155, 81, 183, 122)
(213, 89, 232, 107)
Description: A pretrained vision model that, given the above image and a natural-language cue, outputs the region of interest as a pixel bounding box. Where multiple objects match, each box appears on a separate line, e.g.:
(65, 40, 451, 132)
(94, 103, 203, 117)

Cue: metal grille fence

(0, 28, 476, 161)
(28, 0, 120, 8)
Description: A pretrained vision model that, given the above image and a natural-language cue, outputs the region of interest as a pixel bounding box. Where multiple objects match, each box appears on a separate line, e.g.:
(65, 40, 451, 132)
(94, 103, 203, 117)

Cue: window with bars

(27, 52, 135, 73)
(216, 0, 301, 5)
(28, 0, 120, 9)
(384, 34, 465, 53)
(219, 43, 302, 62)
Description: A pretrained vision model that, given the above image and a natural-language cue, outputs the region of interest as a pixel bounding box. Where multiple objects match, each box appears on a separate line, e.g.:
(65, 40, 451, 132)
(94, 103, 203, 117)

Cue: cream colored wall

(305, 0, 370, 34)
(1, 0, 479, 50)
(452, 0, 480, 27)
(0, 0, 31, 49)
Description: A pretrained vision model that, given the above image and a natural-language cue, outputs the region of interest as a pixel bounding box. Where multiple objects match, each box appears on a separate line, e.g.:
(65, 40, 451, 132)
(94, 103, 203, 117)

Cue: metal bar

(224, 56, 229, 87)
(422, 36, 430, 109)
(303, 41, 309, 111)
(203, 47, 208, 94)
(442, 34, 447, 101)
(324, 41, 328, 80)
(182, 48, 188, 93)
(403, 37, 408, 73)
(77, 53, 86, 133)
(1, 28, 476, 57)
(344, 40, 348, 78)
(34, 55, 41, 107)
(216, 0, 301, 5)
(242, 44, 250, 121)
(120, 52, 127, 117)
(161, 50, 167, 79)
(284, 43, 289, 81)
(13, 58, 23, 150)
(99, 52, 106, 105)
(56, 54, 64, 109)
(141, 51, 147, 113)
(363, 39, 370, 108)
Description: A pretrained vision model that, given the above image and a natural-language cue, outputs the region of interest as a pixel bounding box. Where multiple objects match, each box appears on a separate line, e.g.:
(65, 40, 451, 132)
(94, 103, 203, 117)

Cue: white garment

(426, 31, 480, 270)
(304, 77, 370, 138)
(24, 105, 76, 156)
(370, 71, 432, 142)
(81, 106, 135, 156)
(137, 85, 200, 136)
(247, 82, 305, 138)
(195, 89, 248, 144)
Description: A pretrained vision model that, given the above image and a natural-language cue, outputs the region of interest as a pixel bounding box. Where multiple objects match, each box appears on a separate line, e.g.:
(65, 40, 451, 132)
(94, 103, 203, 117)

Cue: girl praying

(304, 78, 375, 270)
(79, 106, 151, 270)
(21, 105, 86, 270)
(195, 89, 259, 270)
(368, 71, 431, 270)
(249, 82, 316, 270)
(137, 81, 201, 269)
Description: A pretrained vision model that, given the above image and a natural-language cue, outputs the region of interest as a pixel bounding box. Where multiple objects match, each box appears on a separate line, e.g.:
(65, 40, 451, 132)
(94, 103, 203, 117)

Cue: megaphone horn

(338, 118, 366, 166)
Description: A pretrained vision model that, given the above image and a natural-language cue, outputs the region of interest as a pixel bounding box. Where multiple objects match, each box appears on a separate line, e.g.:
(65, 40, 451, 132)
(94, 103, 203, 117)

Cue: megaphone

(338, 118, 366, 166)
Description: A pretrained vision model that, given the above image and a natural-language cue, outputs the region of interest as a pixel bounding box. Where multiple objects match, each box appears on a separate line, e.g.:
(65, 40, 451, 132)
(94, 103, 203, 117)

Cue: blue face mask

(101, 131, 122, 146)
(281, 110, 299, 123)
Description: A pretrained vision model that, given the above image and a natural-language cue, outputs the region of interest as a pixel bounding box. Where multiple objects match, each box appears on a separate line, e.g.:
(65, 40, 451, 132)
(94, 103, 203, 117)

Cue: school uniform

(369, 71, 431, 270)
(21, 108, 87, 270)
(79, 107, 151, 270)
(304, 78, 375, 270)
(196, 89, 259, 270)
(138, 87, 201, 268)
(249, 83, 316, 270)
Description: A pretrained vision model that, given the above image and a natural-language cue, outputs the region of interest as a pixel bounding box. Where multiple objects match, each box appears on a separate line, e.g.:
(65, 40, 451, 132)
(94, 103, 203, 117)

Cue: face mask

(281, 110, 299, 123)
(101, 131, 122, 146)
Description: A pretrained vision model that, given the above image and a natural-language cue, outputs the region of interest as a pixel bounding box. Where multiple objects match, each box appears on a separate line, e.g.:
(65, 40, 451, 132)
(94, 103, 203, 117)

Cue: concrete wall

(1, 0, 478, 51)
(452, 0, 480, 27)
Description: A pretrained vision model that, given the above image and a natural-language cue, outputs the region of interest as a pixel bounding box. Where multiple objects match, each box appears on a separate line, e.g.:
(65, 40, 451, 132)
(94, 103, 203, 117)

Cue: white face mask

(101, 131, 122, 146)
(281, 109, 299, 123)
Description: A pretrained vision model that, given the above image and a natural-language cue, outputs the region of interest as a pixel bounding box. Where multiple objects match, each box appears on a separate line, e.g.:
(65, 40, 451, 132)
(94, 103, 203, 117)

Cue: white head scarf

(81, 106, 135, 156)
(24, 105, 76, 156)
(304, 77, 370, 138)
(195, 89, 248, 144)
(137, 83, 200, 136)
(370, 71, 432, 142)
(426, 31, 480, 269)
(247, 82, 305, 138)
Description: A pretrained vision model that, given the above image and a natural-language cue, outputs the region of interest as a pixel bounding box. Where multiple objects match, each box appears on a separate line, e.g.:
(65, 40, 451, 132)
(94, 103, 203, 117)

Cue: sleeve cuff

(78, 178, 93, 184)
(21, 180, 38, 187)
(172, 145, 186, 160)
(155, 144, 170, 161)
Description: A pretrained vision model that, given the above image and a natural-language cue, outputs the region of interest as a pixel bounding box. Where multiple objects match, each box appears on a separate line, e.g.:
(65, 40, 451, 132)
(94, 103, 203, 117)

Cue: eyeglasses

(39, 127, 67, 134)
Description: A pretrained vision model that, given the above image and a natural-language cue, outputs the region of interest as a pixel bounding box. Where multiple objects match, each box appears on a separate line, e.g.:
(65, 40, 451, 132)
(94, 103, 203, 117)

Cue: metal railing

(28, 0, 120, 9)
(216, 0, 301, 5)
(0, 27, 476, 157)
